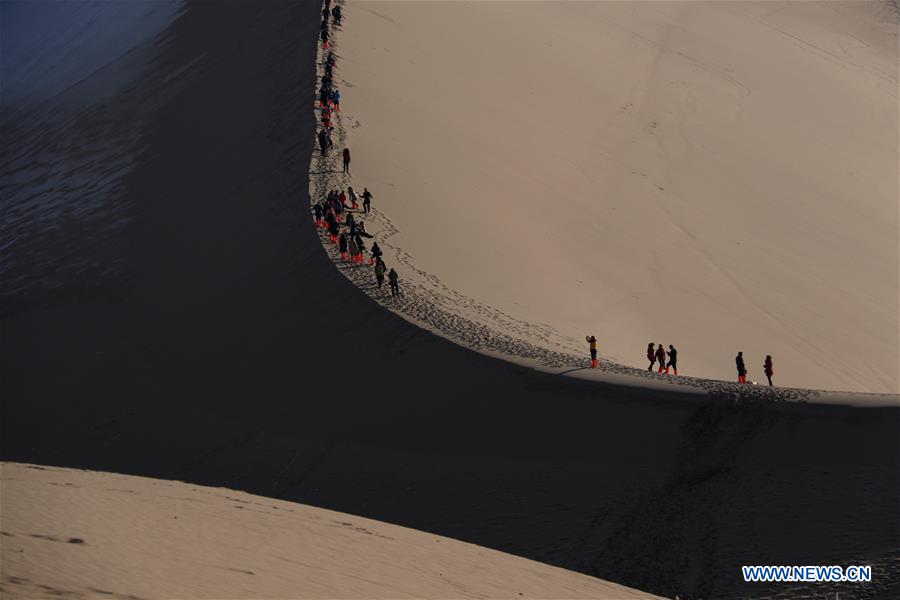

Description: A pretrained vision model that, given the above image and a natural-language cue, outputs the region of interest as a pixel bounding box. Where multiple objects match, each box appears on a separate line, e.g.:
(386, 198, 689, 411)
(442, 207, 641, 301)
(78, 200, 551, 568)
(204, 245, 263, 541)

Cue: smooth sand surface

(0, 463, 661, 599)
(336, 0, 899, 394)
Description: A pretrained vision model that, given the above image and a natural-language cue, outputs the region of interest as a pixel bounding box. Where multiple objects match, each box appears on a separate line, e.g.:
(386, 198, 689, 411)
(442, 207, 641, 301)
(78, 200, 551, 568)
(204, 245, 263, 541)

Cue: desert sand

(333, 0, 899, 394)
(0, 463, 661, 599)
(3, 1, 899, 598)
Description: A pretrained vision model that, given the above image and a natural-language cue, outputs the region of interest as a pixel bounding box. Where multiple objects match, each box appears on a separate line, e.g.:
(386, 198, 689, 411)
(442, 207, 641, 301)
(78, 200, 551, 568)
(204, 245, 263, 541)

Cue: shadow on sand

(1, 2, 898, 599)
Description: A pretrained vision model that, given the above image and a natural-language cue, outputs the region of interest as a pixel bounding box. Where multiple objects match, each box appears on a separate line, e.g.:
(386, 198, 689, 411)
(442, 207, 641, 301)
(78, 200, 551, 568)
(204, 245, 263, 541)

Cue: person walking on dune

(320, 27, 329, 49)
(374, 258, 386, 288)
(666, 344, 678, 375)
(338, 232, 348, 260)
(354, 234, 366, 262)
(313, 202, 323, 227)
(332, 5, 342, 25)
(655, 344, 667, 373)
(646, 342, 656, 371)
(332, 89, 341, 112)
(348, 186, 360, 210)
(342, 147, 351, 174)
(388, 268, 400, 297)
(370, 241, 382, 265)
(764, 355, 774, 386)
(328, 218, 340, 244)
(736, 351, 747, 384)
(318, 128, 328, 155)
(347, 236, 359, 263)
(362, 187, 373, 213)
(586, 335, 598, 369)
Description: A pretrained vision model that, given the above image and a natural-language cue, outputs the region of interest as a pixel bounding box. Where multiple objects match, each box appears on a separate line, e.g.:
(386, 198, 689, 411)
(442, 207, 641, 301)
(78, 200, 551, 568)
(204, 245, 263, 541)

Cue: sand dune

(335, 0, 899, 393)
(3, 1, 899, 598)
(0, 463, 661, 599)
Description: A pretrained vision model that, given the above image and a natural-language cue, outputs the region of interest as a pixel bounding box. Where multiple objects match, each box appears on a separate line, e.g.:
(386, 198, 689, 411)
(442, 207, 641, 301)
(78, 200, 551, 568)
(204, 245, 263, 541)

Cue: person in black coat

(388, 268, 400, 297)
(370, 241, 383, 265)
(655, 344, 666, 373)
(736, 351, 747, 383)
(666, 345, 678, 375)
(313, 203, 323, 227)
(374, 259, 386, 288)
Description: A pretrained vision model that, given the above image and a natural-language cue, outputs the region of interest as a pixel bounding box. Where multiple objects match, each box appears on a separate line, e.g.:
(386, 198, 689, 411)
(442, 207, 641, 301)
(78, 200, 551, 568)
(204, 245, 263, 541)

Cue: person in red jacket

(764, 355, 774, 386)
(655, 344, 666, 373)
(342, 147, 351, 174)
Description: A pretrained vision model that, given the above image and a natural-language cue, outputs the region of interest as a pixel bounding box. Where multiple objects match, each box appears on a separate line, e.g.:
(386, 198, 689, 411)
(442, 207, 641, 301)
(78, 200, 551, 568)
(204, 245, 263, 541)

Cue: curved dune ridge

(318, 0, 899, 394)
(0, 463, 662, 599)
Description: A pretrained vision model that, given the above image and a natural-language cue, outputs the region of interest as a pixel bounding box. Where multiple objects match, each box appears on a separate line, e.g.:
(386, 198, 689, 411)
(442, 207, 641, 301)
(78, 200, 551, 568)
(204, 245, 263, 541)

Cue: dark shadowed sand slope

(1, 2, 898, 599)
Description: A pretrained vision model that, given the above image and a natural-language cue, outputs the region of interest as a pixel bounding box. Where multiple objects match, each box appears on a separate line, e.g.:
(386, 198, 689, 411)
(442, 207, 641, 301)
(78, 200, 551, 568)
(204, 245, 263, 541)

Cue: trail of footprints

(308, 6, 821, 404)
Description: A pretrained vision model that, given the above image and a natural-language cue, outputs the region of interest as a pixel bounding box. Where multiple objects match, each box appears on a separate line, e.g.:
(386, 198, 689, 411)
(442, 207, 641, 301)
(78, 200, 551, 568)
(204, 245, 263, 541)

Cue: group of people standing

(647, 343, 678, 375)
(584, 339, 775, 386)
(313, 2, 400, 299)
(736, 351, 775, 386)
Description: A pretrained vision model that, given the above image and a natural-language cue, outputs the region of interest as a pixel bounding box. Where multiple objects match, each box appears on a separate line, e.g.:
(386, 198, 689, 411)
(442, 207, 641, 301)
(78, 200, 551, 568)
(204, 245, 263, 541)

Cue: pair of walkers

(736, 352, 775, 386)
(373, 257, 400, 297)
(647, 343, 678, 375)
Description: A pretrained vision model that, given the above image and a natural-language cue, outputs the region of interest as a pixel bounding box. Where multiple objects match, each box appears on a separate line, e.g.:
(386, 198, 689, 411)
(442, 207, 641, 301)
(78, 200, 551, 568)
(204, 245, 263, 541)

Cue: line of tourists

(313, 6, 400, 298)
(584, 338, 775, 385)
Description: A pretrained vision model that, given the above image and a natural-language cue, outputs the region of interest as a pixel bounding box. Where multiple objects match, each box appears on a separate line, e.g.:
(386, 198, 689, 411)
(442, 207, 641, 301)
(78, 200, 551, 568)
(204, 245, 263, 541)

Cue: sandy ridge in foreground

(1, 463, 663, 599)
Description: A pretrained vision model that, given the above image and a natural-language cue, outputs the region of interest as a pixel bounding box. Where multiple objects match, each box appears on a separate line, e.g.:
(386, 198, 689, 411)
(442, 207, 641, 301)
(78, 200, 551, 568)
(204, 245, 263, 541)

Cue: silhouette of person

(666, 345, 678, 375)
(338, 233, 348, 259)
(388, 268, 400, 297)
(764, 355, 774, 386)
(318, 128, 328, 155)
(313, 203, 322, 226)
(655, 344, 666, 373)
(736, 351, 747, 384)
(375, 259, 386, 288)
(354, 234, 366, 262)
(586, 335, 598, 368)
(342, 147, 351, 174)
(362, 187, 373, 213)
(647, 342, 656, 371)
(370, 241, 382, 265)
